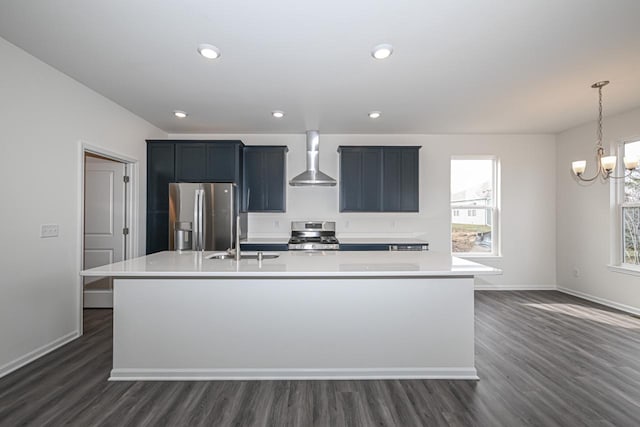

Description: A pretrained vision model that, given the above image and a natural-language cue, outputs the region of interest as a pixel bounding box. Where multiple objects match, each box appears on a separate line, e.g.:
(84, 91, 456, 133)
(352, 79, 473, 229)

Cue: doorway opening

(79, 143, 137, 335)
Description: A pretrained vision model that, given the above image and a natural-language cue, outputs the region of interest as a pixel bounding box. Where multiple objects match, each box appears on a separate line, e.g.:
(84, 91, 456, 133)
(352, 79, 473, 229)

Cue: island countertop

(81, 250, 501, 278)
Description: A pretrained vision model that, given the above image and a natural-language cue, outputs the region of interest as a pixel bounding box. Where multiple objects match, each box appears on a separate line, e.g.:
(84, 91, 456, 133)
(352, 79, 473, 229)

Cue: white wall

(556, 106, 640, 313)
(0, 37, 166, 377)
(169, 133, 557, 289)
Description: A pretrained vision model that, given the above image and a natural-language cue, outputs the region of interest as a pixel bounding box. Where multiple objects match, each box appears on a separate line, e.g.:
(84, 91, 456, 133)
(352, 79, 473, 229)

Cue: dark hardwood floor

(1, 291, 639, 426)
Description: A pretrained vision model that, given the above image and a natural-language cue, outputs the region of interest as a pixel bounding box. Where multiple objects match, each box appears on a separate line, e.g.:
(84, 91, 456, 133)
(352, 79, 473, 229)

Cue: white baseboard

(557, 287, 640, 316)
(110, 367, 479, 381)
(83, 290, 113, 308)
(0, 331, 79, 379)
(474, 284, 557, 291)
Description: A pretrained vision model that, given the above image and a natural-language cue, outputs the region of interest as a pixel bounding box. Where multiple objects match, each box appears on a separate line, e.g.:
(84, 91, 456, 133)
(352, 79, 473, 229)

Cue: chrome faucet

(225, 215, 242, 260)
(235, 215, 241, 261)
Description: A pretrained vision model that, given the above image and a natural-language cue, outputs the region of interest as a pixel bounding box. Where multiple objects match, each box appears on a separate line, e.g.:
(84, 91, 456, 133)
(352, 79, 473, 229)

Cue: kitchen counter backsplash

(243, 235, 429, 245)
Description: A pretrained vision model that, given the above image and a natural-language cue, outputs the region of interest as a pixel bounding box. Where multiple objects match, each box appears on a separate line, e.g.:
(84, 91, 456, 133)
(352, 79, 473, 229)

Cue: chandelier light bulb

(601, 156, 617, 172)
(624, 156, 639, 170)
(572, 161, 586, 175)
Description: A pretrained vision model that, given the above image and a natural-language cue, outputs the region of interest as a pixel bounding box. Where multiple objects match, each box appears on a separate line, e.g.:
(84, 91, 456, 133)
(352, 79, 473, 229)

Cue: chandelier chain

(597, 85, 603, 149)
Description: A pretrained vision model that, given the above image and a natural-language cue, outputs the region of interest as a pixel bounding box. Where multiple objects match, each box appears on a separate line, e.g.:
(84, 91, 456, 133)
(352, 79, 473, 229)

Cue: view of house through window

(451, 158, 498, 255)
(622, 140, 640, 265)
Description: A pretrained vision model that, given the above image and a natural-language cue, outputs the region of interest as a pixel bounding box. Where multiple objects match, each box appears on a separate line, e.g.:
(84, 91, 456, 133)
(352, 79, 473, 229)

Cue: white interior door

(84, 154, 126, 308)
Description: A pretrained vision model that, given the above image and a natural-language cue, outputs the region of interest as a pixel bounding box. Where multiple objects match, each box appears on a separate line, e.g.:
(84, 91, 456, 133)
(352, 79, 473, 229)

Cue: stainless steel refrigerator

(168, 183, 247, 251)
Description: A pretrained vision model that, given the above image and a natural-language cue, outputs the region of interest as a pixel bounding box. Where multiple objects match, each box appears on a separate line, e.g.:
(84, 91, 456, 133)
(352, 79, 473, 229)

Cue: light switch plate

(41, 224, 59, 238)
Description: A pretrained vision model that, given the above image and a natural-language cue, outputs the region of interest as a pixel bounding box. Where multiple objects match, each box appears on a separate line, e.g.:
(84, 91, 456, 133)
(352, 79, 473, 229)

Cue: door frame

(77, 141, 139, 335)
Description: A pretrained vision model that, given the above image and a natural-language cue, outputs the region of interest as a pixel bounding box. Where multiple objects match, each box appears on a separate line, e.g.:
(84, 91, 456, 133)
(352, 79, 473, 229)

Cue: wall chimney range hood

(289, 130, 336, 186)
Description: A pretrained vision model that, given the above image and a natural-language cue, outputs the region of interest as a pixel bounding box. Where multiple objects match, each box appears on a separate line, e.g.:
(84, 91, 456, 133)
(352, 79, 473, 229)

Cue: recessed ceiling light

(272, 110, 285, 118)
(173, 110, 188, 118)
(368, 111, 382, 119)
(371, 44, 393, 60)
(197, 44, 221, 59)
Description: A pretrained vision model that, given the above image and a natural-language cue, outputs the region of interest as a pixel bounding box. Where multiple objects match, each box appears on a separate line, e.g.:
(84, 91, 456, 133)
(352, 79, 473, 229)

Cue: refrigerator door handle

(199, 188, 205, 250)
(193, 189, 202, 251)
(193, 189, 198, 250)
(197, 188, 204, 251)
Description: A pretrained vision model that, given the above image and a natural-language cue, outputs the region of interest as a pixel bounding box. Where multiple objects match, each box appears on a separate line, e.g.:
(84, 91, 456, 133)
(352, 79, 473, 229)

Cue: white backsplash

(247, 213, 430, 241)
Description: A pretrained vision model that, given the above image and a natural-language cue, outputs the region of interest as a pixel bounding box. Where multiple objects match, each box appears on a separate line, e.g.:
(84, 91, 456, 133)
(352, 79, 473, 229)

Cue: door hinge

(123, 175, 130, 183)
(123, 227, 129, 236)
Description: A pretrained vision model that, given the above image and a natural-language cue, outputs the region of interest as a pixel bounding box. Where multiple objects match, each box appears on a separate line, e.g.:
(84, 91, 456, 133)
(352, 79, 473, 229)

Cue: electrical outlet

(40, 224, 59, 238)
(573, 267, 580, 278)
(274, 220, 280, 229)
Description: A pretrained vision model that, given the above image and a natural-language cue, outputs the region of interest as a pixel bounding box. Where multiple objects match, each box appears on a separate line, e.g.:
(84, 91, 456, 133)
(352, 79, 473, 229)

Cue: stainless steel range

(288, 221, 340, 250)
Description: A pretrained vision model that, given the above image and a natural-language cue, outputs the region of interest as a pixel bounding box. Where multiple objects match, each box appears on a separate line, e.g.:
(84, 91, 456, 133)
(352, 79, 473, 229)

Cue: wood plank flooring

(1, 291, 639, 426)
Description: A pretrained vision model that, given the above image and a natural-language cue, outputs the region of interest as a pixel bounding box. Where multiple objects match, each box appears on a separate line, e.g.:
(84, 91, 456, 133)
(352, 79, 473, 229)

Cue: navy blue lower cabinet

(339, 244, 391, 251)
(240, 243, 289, 251)
(339, 243, 429, 251)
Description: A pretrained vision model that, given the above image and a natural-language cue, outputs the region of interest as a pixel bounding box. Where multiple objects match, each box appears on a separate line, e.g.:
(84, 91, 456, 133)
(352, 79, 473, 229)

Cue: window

(619, 140, 640, 266)
(451, 157, 499, 256)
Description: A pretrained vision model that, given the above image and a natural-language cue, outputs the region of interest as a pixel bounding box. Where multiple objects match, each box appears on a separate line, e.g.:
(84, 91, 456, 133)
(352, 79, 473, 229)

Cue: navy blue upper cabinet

(339, 147, 383, 211)
(243, 146, 288, 212)
(382, 148, 420, 212)
(175, 141, 243, 183)
(339, 146, 420, 212)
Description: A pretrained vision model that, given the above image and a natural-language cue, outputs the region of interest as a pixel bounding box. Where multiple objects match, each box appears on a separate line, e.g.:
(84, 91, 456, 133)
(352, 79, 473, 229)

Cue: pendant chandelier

(571, 81, 639, 182)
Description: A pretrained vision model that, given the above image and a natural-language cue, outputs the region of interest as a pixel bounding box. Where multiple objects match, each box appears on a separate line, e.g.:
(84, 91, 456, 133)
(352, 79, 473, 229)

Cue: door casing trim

(77, 141, 138, 335)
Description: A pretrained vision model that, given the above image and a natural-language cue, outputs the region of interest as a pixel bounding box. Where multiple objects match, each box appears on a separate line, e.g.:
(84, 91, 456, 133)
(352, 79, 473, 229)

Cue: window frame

(611, 139, 640, 273)
(450, 155, 501, 258)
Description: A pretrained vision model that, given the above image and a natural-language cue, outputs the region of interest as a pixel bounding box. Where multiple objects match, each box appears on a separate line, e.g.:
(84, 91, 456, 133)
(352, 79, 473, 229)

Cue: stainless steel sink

(206, 252, 280, 260)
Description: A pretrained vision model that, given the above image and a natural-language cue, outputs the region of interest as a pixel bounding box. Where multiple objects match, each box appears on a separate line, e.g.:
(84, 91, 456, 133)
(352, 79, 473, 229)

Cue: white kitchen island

(81, 250, 500, 381)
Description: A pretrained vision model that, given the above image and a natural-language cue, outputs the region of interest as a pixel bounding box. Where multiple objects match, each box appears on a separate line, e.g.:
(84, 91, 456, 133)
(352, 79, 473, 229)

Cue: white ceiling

(1, 0, 640, 134)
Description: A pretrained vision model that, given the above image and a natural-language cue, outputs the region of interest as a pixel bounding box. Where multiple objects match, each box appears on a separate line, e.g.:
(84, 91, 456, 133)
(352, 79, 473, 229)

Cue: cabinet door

(175, 141, 242, 183)
(147, 142, 175, 211)
(175, 143, 207, 181)
(339, 243, 391, 251)
(243, 146, 287, 212)
(361, 149, 383, 211)
(240, 243, 289, 251)
(146, 141, 175, 254)
(205, 142, 240, 182)
(339, 147, 382, 212)
(147, 211, 169, 254)
(263, 148, 286, 211)
(244, 148, 264, 210)
(382, 148, 419, 212)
